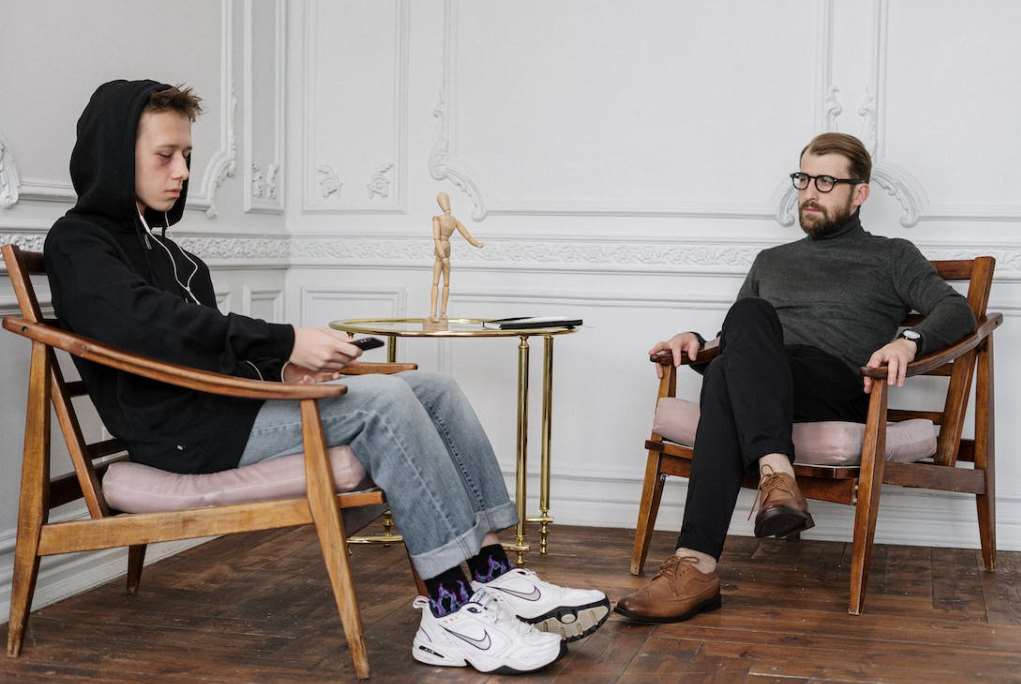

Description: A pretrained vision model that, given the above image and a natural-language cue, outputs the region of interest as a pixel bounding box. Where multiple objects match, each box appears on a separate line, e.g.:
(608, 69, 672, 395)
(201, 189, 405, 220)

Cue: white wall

(1, 0, 1020, 616)
(284, 0, 1021, 554)
(0, 0, 289, 614)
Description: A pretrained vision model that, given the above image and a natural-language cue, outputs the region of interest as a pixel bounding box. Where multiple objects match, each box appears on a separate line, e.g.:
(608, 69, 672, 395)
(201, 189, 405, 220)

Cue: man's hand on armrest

(648, 331, 707, 379)
(863, 338, 917, 394)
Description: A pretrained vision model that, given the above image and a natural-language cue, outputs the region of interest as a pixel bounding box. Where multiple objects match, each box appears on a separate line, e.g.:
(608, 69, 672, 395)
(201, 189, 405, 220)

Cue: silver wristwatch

(898, 329, 922, 345)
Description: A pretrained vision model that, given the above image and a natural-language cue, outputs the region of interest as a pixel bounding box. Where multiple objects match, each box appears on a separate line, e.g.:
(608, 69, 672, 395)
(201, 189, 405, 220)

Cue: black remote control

(350, 336, 385, 351)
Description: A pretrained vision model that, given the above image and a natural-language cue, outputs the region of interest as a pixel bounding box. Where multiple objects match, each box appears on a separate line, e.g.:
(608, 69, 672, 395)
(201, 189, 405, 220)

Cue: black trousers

(676, 297, 868, 559)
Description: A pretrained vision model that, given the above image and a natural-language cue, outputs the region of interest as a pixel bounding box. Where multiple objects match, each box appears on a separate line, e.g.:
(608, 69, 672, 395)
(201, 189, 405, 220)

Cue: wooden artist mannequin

(429, 191, 484, 320)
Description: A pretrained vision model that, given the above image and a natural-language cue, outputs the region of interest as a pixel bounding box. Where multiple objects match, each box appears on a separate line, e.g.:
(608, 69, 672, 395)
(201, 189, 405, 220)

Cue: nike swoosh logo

(442, 626, 492, 651)
(495, 585, 542, 601)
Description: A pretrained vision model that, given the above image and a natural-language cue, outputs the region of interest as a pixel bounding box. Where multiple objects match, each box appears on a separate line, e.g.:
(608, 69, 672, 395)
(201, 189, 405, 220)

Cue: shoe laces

(747, 464, 795, 521)
(654, 554, 698, 580)
(470, 588, 537, 637)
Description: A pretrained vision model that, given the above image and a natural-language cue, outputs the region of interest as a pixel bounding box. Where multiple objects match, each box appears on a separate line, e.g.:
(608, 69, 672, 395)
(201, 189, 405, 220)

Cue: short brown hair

(145, 85, 203, 121)
(800, 132, 871, 182)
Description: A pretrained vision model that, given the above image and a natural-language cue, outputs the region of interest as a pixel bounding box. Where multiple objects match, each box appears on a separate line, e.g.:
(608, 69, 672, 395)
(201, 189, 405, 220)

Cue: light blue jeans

(238, 371, 517, 579)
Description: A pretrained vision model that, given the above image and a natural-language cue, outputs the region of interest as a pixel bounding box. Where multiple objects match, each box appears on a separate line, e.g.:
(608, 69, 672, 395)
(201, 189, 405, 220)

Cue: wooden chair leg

(975, 337, 996, 572)
(8, 342, 51, 657)
(127, 544, 147, 595)
(301, 400, 370, 680)
(848, 380, 887, 616)
(630, 448, 667, 576)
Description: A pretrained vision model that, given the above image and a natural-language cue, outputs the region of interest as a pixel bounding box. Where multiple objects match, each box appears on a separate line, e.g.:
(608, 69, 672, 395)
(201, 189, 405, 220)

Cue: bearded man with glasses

(615, 133, 977, 625)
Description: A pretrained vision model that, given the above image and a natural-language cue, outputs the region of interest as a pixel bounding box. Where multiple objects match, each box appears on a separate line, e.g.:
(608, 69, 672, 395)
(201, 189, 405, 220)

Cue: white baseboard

(504, 470, 1021, 552)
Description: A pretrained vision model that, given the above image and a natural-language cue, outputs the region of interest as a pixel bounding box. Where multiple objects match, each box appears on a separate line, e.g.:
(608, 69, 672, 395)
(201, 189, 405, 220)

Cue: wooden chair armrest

(860, 313, 1002, 379)
(2, 317, 345, 401)
(649, 337, 721, 367)
(339, 361, 418, 375)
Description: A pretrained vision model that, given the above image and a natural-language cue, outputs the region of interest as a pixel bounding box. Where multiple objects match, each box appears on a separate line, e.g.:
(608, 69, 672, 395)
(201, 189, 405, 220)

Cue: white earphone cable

(137, 211, 200, 305)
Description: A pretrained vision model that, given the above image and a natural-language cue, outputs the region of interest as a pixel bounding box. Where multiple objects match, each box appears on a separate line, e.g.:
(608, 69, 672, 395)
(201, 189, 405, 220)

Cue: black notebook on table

(482, 316, 583, 330)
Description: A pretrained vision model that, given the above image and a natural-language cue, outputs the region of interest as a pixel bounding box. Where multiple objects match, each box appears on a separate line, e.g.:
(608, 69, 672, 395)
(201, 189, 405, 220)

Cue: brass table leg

(528, 335, 555, 554)
(503, 335, 531, 565)
(386, 335, 397, 363)
(348, 509, 405, 545)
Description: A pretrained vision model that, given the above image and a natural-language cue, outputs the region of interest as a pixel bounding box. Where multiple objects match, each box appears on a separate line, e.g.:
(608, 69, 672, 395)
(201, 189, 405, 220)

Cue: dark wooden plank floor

(2, 523, 1019, 683)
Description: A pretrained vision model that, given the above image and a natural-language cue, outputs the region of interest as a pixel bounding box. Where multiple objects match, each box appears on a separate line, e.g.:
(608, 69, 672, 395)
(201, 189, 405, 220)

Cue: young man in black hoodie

(45, 79, 609, 674)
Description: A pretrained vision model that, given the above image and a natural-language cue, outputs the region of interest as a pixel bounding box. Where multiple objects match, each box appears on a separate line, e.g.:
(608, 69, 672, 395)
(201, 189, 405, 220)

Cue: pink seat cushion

(652, 397, 937, 466)
(103, 447, 369, 513)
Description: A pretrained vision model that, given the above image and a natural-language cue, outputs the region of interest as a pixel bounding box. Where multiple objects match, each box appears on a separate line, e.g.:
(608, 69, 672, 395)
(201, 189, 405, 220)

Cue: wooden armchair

(629, 256, 1002, 615)
(1, 244, 417, 679)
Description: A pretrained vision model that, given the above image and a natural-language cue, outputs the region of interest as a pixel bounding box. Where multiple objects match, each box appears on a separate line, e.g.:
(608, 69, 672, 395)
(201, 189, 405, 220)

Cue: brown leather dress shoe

(614, 556, 721, 624)
(753, 466, 815, 538)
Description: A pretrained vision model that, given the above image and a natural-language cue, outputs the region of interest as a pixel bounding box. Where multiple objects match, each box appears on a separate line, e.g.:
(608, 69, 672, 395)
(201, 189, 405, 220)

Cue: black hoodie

(44, 79, 295, 474)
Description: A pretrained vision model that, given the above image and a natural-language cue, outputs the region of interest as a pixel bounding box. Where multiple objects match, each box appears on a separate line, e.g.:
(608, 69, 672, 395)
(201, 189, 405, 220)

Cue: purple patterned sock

(467, 544, 512, 584)
(425, 566, 472, 618)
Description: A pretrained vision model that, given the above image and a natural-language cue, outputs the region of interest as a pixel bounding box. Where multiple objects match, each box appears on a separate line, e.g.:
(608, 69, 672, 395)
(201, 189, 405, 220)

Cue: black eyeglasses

(790, 172, 864, 193)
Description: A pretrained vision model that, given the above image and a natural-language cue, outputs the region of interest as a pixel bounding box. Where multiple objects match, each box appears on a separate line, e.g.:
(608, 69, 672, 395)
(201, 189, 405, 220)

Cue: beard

(799, 195, 856, 238)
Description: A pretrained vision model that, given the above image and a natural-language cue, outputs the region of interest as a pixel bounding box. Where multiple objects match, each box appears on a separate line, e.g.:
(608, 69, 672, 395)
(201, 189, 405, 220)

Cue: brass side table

(330, 317, 577, 564)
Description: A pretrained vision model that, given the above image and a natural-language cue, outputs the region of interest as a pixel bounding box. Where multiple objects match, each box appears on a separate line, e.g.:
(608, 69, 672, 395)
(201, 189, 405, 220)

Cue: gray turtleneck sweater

(733, 213, 976, 372)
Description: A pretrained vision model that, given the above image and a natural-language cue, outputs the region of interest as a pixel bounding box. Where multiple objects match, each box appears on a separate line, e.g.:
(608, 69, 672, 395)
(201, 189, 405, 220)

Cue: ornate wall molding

(0, 138, 21, 209)
(174, 236, 290, 261)
(199, 84, 238, 219)
(190, 0, 238, 218)
(4, 225, 1020, 277)
(299, 286, 407, 327)
(3, 0, 236, 215)
(289, 235, 766, 272)
(242, 285, 284, 321)
(317, 166, 342, 199)
(302, 0, 408, 213)
(824, 84, 843, 130)
(0, 232, 45, 254)
(367, 162, 394, 199)
(871, 161, 927, 227)
(859, 0, 889, 158)
(428, 29, 487, 222)
(250, 162, 279, 201)
(286, 232, 1021, 279)
(779, 0, 925, 228)
(815, 0, 839, 131)
(242, 0, 286, 214)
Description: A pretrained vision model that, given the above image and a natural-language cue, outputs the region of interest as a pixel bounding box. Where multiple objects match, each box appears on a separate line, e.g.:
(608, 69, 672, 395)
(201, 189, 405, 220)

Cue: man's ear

(854, 182, 870, 209)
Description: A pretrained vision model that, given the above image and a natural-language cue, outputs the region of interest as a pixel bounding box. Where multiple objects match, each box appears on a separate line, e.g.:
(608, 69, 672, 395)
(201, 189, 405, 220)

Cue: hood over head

(68, 79, 190, 230)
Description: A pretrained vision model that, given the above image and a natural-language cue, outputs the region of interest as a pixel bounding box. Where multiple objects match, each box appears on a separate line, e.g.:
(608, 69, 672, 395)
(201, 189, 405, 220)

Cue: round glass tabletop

(329, 317, 578, 338)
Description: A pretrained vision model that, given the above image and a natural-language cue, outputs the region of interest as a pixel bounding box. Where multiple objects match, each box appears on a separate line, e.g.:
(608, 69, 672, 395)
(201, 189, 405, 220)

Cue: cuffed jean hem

(410, 501, 519, 579)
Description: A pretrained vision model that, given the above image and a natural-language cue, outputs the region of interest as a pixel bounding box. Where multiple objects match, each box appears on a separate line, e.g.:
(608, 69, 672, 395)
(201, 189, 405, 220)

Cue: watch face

(902, 330, 921, 340)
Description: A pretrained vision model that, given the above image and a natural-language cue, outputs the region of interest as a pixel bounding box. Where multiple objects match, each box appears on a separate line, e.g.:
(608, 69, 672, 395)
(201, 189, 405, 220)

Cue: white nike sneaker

(412, 588, 565, 674)
(472, 568, 611, 642)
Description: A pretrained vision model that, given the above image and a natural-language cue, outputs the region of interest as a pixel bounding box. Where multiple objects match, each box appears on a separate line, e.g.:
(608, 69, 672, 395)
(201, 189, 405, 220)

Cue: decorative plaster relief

(0, 232, 44, 254)
(824, 84, 843, 130)
(367, 162, 394, 199)
(202, 88, 239, 219)
(251, 163, 280, 200)
(870, 161, 927, 227)
(0, 140, 21, 209)
(4, 229, 1019, 275)
(317, 166, 343, 199)
(428, 92, 486, 220)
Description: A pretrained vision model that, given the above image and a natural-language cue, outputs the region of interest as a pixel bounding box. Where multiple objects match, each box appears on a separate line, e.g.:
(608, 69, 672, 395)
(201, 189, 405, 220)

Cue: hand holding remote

(349, 336, 385, 351)
(289, 327, 362, 372)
